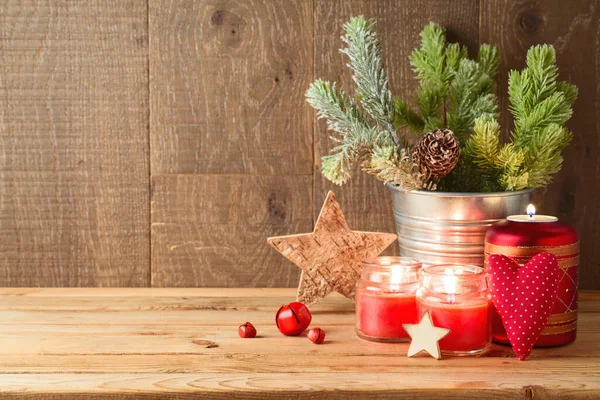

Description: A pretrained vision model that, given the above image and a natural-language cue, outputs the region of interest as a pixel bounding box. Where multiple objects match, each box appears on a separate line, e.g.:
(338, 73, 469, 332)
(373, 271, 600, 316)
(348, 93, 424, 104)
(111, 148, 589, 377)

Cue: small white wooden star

(402, 311, 451, 359)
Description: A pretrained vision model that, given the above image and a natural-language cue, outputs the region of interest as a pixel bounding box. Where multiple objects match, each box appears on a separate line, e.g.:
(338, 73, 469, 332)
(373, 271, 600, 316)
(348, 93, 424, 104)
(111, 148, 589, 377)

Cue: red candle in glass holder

(416, 265, 492, 356)
(355, 257, 421, 342)
(485, 204, 579, 347)
(357, 293, 418, 340)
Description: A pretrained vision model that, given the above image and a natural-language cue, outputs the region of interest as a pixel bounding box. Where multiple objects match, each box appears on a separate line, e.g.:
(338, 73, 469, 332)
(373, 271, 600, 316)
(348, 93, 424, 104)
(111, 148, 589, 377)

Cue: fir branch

(509, 45, 577, 170)
(507, 69, 532, 121)
(415, 83, 445, 130)
(306, 80, 383, 184)
(444, 43, 469, 79)
(526, 45, 559, 106)
(446, 59, 497, 141)
(497, 143, 527, 190)
(409, 23, 498, 142)
(410, 23, 446, 85)
(410, 23, 447, 125)
(306, 80, 367, 134)
(499, 172, 529, 191)
(462, 45, 576, 191)
(476, 44, 500, 79)
(496, 143, 525, 175)
(521, 123, 571, 188)
(514, 91, 573, 146)
(557, 81, 578, 104)
(464, 114, 501, 171)
(394, 98, 425, 134)
(341, 16, 399, 147)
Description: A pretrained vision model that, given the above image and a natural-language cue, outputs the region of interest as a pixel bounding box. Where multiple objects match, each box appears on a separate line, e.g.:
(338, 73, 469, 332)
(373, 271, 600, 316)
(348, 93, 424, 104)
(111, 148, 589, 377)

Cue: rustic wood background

(1, 0, 598, 288)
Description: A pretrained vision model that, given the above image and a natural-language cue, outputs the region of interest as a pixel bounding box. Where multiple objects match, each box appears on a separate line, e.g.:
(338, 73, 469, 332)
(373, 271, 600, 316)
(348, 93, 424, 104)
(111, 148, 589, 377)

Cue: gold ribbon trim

(547, 310, 577, 325)
(540, 321, 577, 336)
(557, 256, 578, 269)
(484, 242, 579, 257)
(484, 254, 578, 269)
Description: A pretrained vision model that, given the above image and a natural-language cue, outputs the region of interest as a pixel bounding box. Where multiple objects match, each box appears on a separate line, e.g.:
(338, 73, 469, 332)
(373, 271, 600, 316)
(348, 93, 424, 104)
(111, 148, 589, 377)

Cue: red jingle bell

(275, 301, 312, 336)
(307, 327, 326, 344)
(238, 322, 257, 338)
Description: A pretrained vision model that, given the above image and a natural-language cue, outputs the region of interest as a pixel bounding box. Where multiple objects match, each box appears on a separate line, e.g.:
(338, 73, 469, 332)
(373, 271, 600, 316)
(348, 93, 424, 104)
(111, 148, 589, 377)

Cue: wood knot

(285, 63, 294, 80)
(193, 339, 219, 348)
(519, 11, 544, 34)
(487, 350, 513, 358)
(211, 10, 224, 25)
(267, 193, 287, 221)
(209, 9, 245, 48)
(135, 36, 147, 49)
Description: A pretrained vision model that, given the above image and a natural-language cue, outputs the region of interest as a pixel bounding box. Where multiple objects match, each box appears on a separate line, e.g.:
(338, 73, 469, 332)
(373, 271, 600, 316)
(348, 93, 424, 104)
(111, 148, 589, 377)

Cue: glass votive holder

(416, 264, 492, 356)
(355, 256, 422, 342)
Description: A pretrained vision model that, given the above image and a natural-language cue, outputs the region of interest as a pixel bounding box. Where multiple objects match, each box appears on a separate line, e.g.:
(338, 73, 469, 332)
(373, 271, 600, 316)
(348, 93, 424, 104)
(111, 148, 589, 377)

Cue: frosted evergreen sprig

(341, 17, 399, 147)
(306, 79, 386, 185)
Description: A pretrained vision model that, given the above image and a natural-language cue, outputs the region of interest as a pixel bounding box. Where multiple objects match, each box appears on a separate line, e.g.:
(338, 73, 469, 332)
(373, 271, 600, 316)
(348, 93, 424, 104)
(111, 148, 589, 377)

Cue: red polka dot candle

(416, 265, 492, 356)
(485, 204, 579, 347)
(355, 257, 421, 342)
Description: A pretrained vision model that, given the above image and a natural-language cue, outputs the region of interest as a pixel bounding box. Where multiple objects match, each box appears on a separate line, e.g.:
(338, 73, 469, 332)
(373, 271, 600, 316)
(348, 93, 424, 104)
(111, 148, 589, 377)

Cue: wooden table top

(1, 288, 599, 399)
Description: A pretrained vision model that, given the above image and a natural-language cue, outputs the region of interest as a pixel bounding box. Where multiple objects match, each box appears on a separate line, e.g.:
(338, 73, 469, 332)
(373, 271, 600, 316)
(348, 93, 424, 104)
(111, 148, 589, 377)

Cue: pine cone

(415, 129, 460, 180)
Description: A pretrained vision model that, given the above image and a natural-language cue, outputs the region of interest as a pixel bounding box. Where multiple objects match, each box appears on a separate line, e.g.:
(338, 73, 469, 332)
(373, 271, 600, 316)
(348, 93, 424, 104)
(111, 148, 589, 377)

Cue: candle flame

(391, 265, 403, 285)
(527, 204, 536, 217)
(443, 268, 457, 294)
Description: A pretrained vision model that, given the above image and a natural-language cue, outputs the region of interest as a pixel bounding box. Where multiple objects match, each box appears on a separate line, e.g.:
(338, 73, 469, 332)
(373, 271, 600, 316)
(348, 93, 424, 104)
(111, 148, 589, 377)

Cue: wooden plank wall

(0, 0, 150, 286)
(0, 0, 598, 289)
(149, 0, 314, 287)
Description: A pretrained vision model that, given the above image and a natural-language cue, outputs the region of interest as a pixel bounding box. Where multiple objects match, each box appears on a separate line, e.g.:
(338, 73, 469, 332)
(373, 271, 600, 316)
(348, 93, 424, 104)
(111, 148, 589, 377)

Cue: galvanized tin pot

(387, 184, 534, 266)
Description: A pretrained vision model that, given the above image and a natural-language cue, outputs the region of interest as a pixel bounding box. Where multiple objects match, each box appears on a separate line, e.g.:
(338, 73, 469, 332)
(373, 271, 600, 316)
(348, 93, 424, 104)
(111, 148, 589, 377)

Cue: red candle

(356, 292, 418, 340)
(355, 257, 421, 342)
(416, 265, 492, 356)
(418, 299, 491, 352)
(485, 204, 579, 347)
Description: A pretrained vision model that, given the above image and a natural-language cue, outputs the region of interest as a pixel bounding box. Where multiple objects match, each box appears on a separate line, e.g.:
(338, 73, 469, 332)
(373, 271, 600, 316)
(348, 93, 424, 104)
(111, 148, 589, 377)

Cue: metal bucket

(387, 185, 534, 266)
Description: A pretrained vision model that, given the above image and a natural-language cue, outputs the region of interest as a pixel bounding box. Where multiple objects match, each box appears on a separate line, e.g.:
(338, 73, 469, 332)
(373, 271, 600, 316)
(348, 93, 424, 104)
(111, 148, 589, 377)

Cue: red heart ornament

(486, 252, 560, 360)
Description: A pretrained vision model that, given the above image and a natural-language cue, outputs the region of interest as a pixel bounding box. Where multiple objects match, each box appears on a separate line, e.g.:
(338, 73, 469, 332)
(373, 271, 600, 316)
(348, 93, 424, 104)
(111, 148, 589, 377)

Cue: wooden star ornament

(267, 191, 397, 306)
(403, 311, 451, 360)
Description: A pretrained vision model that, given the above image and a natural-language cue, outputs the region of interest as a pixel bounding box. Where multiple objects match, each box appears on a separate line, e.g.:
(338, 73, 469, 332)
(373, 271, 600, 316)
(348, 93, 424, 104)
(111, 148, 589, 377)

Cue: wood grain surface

(151, 175, 312, 287)
(0, 0, 150, 286)
(149, 0, 313, 176)
(480, 0, 600, 289)
(149, 0, 314, 286)
(0, 288, 599, 399)
(0, 1, 598, 288)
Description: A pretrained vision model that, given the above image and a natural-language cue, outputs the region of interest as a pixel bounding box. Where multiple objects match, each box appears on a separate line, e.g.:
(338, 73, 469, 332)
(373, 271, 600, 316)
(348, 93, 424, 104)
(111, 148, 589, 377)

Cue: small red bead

(238, 322, 257, 338)
(275, 301, 312, 336)
(307, 327, 325, 344)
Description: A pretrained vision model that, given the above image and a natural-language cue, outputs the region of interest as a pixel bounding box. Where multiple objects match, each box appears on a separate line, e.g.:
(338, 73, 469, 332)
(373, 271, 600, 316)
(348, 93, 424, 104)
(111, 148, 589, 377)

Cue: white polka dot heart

(486, 252, 560, 361)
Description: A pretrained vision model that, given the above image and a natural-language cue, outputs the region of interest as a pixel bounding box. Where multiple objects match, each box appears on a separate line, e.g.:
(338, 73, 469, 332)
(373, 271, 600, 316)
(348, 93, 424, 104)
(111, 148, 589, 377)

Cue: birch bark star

(267, 191, 397, 306)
